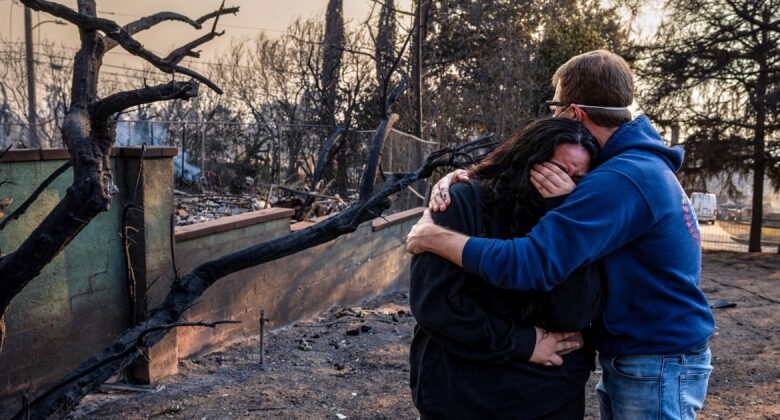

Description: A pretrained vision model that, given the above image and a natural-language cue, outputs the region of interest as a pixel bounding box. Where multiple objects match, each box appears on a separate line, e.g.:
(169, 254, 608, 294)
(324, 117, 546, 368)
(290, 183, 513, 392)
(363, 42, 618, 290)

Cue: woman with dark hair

(409, 118, 602, 419)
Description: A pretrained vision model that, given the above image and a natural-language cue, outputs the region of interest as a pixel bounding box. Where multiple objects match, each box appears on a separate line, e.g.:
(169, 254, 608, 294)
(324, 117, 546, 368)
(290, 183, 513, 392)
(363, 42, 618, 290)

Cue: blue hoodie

(462, 115, 715, 356)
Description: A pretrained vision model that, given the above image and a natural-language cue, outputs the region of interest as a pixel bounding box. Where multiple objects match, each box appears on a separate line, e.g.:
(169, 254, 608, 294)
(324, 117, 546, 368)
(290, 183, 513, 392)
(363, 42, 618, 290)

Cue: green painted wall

(0, 154, 175, 410)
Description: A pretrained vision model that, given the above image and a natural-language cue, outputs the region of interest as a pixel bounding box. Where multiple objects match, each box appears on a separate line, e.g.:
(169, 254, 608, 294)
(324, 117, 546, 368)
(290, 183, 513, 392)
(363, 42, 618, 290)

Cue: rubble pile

(174, 190, 267, 226)
(173, 186, 355, 226)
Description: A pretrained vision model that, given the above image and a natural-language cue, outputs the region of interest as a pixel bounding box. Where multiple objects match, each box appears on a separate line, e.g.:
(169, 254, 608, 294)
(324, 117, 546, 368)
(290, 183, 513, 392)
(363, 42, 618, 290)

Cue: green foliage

(423, 0, 629, 144)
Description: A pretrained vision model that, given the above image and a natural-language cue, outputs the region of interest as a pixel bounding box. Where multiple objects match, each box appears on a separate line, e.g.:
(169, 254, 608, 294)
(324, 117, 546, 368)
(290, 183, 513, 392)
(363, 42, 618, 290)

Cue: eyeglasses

(542, 100, 569, 117)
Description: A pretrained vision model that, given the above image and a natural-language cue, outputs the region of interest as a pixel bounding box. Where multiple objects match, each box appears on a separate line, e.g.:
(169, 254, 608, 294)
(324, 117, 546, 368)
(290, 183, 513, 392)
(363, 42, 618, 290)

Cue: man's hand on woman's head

(529, 328, 581, 367)
(429, 169, 470, 212)
(530, 162, 577, 198)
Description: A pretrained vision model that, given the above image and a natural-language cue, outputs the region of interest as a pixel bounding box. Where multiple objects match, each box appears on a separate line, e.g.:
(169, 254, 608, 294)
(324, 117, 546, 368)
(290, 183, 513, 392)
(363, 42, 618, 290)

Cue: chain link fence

(111, 120, 437, 223)
(692, 183, 780, 253)
(4, 118, 780, 252)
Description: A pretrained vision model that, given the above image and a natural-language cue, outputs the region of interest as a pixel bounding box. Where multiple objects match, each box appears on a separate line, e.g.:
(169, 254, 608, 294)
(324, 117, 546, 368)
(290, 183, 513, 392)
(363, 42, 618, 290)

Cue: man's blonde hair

(553, 50, 633, 128)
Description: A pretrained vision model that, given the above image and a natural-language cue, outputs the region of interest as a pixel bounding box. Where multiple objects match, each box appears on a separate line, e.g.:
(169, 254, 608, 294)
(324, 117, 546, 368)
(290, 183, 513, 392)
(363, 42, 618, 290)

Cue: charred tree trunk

(321, 0, 345, 129)
(321, 0, 347, 195)
(375, 0, 396, 116)
(410, 0, 431, 138)
(749, 10, 770, 252)
(0, 0, 237, 350)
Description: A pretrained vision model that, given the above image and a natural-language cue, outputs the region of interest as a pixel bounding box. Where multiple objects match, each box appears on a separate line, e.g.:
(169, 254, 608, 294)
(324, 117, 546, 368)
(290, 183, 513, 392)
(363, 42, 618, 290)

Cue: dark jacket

(409, 181, 602, 419)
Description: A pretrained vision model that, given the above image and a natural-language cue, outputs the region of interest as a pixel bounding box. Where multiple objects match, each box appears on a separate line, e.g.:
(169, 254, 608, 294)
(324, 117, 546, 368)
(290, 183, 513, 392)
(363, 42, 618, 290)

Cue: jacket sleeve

(462, 170, 654, 291)
(410, 184, 537, 363)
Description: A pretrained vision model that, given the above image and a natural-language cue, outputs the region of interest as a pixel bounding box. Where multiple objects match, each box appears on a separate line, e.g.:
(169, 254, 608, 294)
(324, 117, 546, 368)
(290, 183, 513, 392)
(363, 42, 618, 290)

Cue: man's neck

(584, 122, 619, 149)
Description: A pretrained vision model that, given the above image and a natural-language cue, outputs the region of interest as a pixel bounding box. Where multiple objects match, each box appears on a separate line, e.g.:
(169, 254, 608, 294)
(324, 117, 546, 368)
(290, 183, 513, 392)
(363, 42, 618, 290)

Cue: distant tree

(375, 0, 398, 114)
(0, 38, 74, 148)
(422, 0, 629, 143)
(635, 0, 780, 251)
(321, 0, 346, 130)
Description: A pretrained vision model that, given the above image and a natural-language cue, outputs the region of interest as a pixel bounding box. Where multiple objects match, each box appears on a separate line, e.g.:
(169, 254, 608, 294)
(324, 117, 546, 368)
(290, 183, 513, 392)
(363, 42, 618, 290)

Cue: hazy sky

(1, 1, 412, 68)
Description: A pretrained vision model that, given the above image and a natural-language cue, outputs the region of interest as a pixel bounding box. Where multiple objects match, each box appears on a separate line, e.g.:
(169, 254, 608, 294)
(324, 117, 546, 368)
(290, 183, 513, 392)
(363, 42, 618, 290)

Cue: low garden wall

(0, 147, 421, 413)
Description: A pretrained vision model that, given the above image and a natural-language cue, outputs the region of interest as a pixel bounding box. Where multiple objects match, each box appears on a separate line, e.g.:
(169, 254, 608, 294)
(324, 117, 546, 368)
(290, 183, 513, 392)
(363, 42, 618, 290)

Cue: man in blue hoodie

(406, 50, 715, 419)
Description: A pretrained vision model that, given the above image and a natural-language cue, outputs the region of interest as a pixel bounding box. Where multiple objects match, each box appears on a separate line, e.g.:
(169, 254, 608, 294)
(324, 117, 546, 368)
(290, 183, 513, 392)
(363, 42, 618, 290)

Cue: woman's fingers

(429, 169, 470, 212)
(532, 163, 576, 196)
(533, 164, 566, 187)
(531, 168, 564, 197)
(530, 176, 552, 197)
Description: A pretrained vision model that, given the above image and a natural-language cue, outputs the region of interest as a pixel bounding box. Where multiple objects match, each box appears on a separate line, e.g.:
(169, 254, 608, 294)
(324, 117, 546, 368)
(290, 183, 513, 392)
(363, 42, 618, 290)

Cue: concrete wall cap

(175, 207, 295, 242)
(0, 147, 178, 162)
(372, 207, 426, 232)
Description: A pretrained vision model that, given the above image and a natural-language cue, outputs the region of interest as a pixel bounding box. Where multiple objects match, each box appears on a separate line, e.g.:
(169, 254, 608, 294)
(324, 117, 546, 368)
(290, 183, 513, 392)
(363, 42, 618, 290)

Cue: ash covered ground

(71, 251, 780, 419)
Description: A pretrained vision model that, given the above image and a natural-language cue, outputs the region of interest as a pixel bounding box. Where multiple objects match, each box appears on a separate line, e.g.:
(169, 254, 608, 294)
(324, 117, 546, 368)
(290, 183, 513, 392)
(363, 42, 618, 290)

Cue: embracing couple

(405, 50, 715, 419)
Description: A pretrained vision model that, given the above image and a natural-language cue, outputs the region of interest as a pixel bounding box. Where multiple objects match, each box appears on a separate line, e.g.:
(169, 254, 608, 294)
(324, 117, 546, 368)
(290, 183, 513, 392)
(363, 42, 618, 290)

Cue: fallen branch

(13, 320, 239, 420)
(0, 161, 72, 231)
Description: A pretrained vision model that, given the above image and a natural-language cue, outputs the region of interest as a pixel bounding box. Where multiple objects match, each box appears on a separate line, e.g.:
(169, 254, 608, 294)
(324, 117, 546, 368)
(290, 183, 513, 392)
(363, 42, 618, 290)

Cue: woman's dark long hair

(469, 118, 598, 235)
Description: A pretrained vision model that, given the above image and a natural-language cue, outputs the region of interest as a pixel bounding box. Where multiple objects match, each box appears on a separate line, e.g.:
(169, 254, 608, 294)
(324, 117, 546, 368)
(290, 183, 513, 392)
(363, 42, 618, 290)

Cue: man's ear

(571, 104, 588, 124)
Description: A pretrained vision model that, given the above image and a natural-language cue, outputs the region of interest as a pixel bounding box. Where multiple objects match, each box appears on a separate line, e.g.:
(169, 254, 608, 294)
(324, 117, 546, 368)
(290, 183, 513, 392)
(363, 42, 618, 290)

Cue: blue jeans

(596, 346, 712, 420)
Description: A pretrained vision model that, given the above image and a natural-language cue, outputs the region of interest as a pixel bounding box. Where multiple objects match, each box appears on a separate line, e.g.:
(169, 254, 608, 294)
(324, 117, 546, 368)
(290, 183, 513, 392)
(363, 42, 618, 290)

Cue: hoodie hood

(597, 115, 684, 171)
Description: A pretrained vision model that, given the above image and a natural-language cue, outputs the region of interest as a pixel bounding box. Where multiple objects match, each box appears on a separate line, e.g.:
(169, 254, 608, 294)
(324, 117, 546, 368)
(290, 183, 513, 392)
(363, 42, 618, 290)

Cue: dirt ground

(70, 251, 779, 419)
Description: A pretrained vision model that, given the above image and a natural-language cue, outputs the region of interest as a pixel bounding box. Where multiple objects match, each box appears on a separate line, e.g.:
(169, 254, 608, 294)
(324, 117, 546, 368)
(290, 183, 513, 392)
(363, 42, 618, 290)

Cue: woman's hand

(429, 169, 470, 212)
(529, 327, 581, 366)
(530, 162, 576, 198)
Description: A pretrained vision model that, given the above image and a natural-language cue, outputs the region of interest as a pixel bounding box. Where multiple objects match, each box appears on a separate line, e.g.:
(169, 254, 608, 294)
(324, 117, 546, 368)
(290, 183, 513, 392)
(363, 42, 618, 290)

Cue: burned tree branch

(359, 75, 408, 200)
(103, 5, 239, 52)
(12, 320, 239, 420)
(197, 4, 239, 26)
(91, 80, 199, 121)
(359, 113, 399, 200)
(0, 161, 72, 231)
(164, 31, 225, 66)
(164, 0, 229, 66)
(20, 0, 232, 94)
(15, 128, 497, 420)
(313, 127, 347, 185)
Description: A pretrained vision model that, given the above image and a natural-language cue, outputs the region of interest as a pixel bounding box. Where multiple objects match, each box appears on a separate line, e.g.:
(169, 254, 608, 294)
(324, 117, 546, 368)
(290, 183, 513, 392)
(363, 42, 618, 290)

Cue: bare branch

(198, 4, 239, 26)
(91, 80, 199, 121)
(164, 30, 225, 66)
(165, 0, 230, 66)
